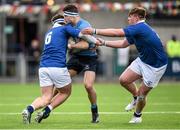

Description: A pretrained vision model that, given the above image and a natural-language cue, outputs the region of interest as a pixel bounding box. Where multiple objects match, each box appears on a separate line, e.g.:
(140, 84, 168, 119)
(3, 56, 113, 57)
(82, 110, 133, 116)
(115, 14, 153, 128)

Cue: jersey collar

(137, 20, 145, 24)
(52, 23, 62, 28)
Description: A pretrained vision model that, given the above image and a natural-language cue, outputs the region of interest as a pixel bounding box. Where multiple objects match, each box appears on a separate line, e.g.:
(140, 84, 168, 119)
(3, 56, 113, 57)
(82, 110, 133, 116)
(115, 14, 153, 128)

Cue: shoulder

(64, 23, 73, 28)
(64, 24, 74, 30)
(66, 23, 73, 26)
(81, 19, 91, 25)
(78, 19, 91, 29)
(124, 22, 146, 33)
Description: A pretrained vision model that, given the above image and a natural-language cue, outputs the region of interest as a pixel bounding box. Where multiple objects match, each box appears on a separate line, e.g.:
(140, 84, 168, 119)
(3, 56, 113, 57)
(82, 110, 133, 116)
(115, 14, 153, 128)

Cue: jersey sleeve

(125, 37, 135, 45)
(65, 24, 80, 38)
(123, 25, 138, 45)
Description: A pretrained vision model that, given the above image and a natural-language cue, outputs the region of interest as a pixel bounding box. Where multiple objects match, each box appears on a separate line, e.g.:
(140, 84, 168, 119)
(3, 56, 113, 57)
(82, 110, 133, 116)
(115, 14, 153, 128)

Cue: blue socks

(43, 106, 52, 116)
(91, 104, 98, 113)
(134, 112, 142, 117)
(27, 105, 34, 114)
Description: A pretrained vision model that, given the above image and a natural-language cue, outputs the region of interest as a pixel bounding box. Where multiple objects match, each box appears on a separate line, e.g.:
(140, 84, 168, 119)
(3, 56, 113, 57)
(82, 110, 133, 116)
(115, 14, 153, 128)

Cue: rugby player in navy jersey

(21, 14, 98, 124)
(82, 7, 168, 123)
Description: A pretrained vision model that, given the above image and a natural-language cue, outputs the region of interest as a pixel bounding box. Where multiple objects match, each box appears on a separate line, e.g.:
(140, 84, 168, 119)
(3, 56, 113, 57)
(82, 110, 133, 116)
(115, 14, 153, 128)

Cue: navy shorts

(67, 55, 97, 74)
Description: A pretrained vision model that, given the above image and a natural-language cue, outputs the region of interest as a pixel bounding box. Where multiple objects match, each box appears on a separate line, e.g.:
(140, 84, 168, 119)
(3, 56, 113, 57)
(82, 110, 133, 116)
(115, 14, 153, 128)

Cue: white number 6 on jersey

(45, 32, 52, 45)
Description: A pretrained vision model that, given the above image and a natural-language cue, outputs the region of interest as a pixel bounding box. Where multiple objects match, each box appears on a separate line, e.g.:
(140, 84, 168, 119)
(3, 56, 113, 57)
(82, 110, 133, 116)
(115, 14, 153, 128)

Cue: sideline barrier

(165, 57, 180, 78)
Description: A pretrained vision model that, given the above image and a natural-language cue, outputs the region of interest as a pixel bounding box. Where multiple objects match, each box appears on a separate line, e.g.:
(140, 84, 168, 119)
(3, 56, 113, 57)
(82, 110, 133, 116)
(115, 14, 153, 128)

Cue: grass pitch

(0, 82, 180, 129)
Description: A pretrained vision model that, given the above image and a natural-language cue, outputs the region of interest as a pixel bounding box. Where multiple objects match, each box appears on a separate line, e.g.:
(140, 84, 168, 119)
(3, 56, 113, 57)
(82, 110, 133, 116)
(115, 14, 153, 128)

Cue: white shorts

(128, 57, 167, 88)
(39, 67, 71, 88)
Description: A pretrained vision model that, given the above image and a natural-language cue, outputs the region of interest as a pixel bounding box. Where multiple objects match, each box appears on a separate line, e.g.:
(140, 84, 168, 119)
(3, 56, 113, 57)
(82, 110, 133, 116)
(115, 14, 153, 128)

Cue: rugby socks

(27, 105, 34, 114)
(134, 112, 142, 117)
(133, 97, 142, 118)
(43, 105, 52, 116)
(91, 104, 98, 114)
(134, 96, 137, 101)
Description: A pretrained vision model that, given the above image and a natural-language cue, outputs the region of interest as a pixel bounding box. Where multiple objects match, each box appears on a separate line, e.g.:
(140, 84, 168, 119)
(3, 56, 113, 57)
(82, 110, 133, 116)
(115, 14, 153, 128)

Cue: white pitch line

(0, 111, 180, 115)
(0, 103, 180, 106)
(0, 128, 180, 130)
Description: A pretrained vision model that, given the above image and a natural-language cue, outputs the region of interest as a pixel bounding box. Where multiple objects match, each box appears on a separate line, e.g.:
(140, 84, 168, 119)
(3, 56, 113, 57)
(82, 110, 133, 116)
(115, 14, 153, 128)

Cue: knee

(119, 76, 128, 86)
(61, 85, 72, 97)
(84, 83, 94, 92)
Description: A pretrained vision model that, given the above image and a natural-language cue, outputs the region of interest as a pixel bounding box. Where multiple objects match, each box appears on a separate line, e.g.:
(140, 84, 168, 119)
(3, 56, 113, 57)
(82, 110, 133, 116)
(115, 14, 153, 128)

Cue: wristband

(104, 41, 107, 46)
(93, 28, 96, 34)
(102, 40, 107, 46)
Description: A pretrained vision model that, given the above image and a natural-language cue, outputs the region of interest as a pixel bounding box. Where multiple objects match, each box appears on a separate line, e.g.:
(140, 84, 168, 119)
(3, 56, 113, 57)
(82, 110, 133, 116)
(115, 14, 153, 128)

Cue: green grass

(0, 82, 180, 129)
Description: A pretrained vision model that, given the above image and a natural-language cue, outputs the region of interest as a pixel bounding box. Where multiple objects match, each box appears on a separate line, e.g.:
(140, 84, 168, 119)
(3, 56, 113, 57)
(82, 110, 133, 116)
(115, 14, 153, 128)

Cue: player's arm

(66, 25, 98, 45)
(68, 40, 89, 50)
(82, 27, 125, 37)
(97, 38, 129, 48)
(78, 32, 97, 45)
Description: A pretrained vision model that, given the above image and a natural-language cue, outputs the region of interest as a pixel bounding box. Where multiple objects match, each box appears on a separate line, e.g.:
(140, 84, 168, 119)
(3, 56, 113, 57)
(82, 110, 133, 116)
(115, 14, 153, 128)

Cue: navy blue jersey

(123, 21, 168, 68)
(72, 18, 97, 56)
(40, 24, 80, 68)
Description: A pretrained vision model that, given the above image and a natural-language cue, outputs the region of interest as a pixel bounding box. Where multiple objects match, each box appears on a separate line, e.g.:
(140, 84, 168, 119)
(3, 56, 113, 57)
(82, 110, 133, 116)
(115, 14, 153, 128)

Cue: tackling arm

(82, 28, 125, 37)
(78, 32, 97, 45)
(65, 25, 98, 46)
(97, 38, 130, 48)
(68, 32, 98, 50)
(96, 28, 125, 37)
(68, 40, 89, 50)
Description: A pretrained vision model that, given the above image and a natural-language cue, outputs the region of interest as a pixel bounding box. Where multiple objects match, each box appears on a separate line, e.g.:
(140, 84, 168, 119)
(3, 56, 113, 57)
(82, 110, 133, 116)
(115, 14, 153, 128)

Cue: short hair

(63, 4, 79, 13)
(128, 7, 146, 19)
(51, 13, 65, 25)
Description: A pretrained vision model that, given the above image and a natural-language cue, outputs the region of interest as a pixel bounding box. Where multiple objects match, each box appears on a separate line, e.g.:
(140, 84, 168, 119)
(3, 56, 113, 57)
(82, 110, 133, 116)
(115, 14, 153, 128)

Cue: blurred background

(0, 0, 180, 83)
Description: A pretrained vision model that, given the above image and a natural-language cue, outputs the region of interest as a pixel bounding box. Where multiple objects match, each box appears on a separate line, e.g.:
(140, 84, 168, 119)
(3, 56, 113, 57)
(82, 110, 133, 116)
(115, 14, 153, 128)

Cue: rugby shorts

(67, 55, 97, 74)
(128, 57, 167, 88)
(39, 67, 71, 88)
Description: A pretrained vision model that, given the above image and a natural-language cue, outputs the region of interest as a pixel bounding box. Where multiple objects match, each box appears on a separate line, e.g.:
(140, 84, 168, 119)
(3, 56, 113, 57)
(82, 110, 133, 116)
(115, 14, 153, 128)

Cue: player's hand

(81, 27, 94, 35)
(90, 45, 98, 51)
(96, 38, 106, 46)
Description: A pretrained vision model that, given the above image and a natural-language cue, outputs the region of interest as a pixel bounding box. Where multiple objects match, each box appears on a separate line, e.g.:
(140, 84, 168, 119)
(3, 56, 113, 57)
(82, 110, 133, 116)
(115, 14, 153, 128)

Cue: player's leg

(22, 86, 53, 124)
(69, 69, 78, 77)
(35, 67, 72, 123)
(52, 87, 58, 98)
(84, 71, 96, 105)
(22, 68, 54, 124)
(36, 59, 79, 123)
(51, 68, 77, 99)
(83, 70, 99, 123)
(32, 86, 54, 109)
(129, 83, 151, 123)
(119, 68, 141, 111)
(120, 58, 142, 111)
(119, 68, 141, 96)
(129, 61, 167, 123)
(35, 84, 72, 123)
(51, 84, 72, 108)
(50, 69, 76, 104)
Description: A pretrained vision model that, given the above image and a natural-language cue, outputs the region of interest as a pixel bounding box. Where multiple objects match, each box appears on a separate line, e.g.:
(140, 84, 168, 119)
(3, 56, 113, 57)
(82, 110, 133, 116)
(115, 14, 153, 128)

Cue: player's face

(64, 15, 74, 24)
(127, 14, 139, 25)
